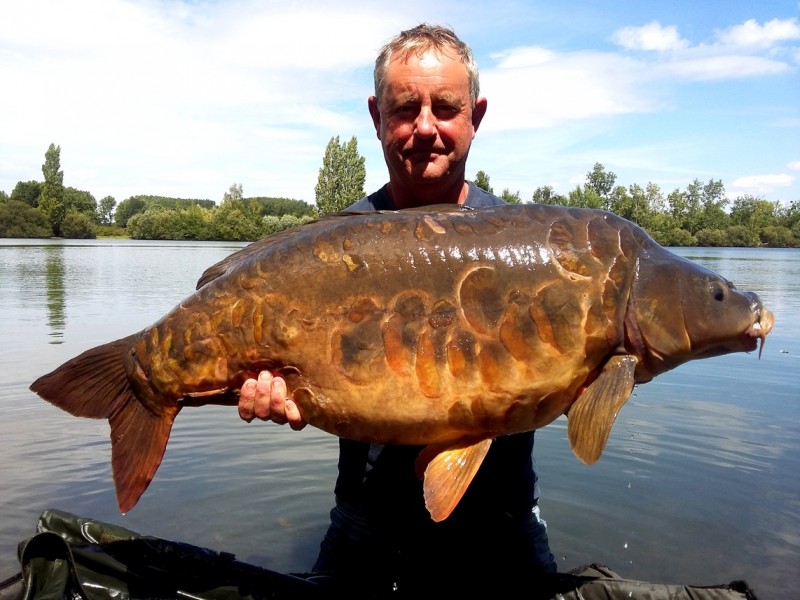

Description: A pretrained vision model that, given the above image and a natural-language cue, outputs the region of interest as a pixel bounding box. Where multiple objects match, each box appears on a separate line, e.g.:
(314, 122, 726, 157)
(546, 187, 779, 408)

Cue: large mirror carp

(30, 204, 774, 521)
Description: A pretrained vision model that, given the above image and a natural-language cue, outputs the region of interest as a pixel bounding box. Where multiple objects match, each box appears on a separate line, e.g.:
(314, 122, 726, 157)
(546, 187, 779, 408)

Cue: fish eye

(710, 283, 725, 302)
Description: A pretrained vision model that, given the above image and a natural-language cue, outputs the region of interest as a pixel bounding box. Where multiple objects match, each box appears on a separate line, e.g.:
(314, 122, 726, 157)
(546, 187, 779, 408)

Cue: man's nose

(414, 107, 436, 138)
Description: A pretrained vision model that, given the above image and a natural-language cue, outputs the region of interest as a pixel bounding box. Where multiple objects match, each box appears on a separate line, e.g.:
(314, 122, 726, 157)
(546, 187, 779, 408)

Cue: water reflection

(44, 245, 66, 343)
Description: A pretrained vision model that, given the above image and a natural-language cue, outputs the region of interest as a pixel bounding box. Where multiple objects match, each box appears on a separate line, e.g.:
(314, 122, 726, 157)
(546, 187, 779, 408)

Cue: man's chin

(406, 162, 448, 182)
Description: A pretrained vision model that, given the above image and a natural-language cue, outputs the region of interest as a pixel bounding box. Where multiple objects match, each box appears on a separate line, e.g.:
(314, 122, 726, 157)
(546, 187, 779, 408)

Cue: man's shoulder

(344, 182, 506, 212)
(465, 181, 507, 208)
(345, 187, 393, 212)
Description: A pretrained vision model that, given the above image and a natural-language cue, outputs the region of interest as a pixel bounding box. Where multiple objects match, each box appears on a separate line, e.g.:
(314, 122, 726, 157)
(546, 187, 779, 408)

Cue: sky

(1, 0, 799, 207)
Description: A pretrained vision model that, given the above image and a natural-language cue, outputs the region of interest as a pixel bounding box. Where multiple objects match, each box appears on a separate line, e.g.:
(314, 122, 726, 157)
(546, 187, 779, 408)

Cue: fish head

(628, 246, 774, 381)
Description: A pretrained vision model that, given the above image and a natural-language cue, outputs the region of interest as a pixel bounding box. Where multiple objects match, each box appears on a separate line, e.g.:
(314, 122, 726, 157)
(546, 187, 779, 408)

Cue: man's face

(369, 49, 486, 195)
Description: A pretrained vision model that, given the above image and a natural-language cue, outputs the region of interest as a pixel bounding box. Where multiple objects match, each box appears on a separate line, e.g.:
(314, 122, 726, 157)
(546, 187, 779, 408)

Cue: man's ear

(472, 97, 488, 133)
(368, 96, 381, 140)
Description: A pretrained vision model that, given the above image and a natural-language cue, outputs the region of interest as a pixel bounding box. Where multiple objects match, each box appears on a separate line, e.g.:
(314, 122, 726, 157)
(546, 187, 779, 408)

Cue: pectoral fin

(416, 438, 493, 522)
(568, 354, 637, 465)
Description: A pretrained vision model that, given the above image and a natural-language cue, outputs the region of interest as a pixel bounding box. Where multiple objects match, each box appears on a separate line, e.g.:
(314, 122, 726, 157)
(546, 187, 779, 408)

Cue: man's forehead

(391, 46, 458, 67)
(381, 50, 470, 97)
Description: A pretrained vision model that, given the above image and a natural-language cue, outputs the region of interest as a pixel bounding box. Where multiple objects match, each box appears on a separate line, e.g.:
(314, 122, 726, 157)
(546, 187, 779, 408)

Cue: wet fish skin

(30, 204, 774, 520)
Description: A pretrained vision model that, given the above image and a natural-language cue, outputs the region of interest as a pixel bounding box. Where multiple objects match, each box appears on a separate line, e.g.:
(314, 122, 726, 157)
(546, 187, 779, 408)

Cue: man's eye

(435, 106, 459, 118)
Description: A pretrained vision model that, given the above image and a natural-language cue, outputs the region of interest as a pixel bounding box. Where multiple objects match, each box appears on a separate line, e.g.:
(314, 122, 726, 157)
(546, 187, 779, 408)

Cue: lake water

(0, 238, 797, 598)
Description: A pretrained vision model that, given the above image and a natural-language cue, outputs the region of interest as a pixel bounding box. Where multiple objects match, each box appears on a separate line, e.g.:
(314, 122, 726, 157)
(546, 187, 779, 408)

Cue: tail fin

(30, 336, 179, 513)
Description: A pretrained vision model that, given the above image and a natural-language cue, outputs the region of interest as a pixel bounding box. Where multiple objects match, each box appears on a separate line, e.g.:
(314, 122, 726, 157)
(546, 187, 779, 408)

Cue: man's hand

(238, 371, 306, 430)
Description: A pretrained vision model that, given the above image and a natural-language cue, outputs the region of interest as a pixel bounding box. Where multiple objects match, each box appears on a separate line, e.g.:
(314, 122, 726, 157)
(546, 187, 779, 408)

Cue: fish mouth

(746, 306, 775, 359)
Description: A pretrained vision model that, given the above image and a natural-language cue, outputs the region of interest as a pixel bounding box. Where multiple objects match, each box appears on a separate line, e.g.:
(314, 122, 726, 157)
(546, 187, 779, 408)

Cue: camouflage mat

(0, 510, 757, 599)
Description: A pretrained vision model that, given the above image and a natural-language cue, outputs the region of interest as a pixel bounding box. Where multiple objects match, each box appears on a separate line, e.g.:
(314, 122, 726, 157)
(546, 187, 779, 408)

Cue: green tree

(61, 211, 96, 239)
(223, 183, 263, 220)
(173, 204, 212, 240)
(127, 208, 175, 240)
(609, 185, 634, 221)
(98, 196, 117, 224)
(646, 212, 683, 245)
(621, 183, 658, 228)
(695, 228, 727, 247)
(210, 188, 261, 241)
(725, 225, 759, 247)
(500, 188, 522, 204)
(586, 163, 616, 209)
(315, 136, 366, 215)
(39, 144, 65, 236)
(253, 197, 316, 218)
(567, 185, 604, 209)
(643, 182, 666, 215)
(260, 214, 306, 236)
(64, 187, 97, 219)
(222, 183, 245, 208)
(0, 200, 51, 237)
(531, 185, 566, 205)
(11, 181, 42, 207)
(115, 197, 147, 227)
(760, 226, 795, 247)
(729, 195, 778, 232)
(658, 227, 695, 247)
(209, 207, 260, 241)
(698, 179, 729, 231)
(474, 170, 493, 194)
(779, 200, 800, 232)
(668, 179, 708, 235)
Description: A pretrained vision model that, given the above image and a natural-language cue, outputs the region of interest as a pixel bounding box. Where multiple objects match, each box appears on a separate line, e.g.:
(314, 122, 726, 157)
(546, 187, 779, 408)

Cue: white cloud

(608, 18, 798, 81)
(481, 48, 656, 131)
(715, 18, 800, 48)
(658, 54, 792, 80)
(612, 21, 689, 52)
(730, 173, 795, 196)
(788, 161, 800, 171)
(0, 0, 403, 200)
(489, 46, 555, 68)
(1, 4, 798, 205)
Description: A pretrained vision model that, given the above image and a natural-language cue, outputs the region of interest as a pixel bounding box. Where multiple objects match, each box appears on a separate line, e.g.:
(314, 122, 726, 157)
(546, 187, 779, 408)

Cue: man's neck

(386, 180, 469, 209)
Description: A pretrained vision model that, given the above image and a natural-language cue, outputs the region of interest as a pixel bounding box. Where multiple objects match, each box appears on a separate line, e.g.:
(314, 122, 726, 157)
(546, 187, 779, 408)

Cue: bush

(653, 227, 695, 247)
(61, 211, 96, 239)
(173, 205, 213, 240)
(94, 224, 127, 238)
(0, 200, 52, 238)
(208, 207, 261, 241)
(695, 228, 727, 247)
(760, 226, 795, 248)
(725, 225, 759, 247)
(127, 209, 177, 239)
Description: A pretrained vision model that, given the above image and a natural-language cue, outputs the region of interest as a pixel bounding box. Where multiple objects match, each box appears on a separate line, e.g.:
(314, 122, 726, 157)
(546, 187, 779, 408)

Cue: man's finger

(269, 376, 288, 424)
(253, 371, 274, 420)
(285, 399, 306, 431)
(238, 379, 256, 422)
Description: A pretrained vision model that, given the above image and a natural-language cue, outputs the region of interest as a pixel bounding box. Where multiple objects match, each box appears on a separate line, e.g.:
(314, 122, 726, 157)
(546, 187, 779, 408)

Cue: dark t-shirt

(335, 181, 540, 531)
(345, 180, 504, 212)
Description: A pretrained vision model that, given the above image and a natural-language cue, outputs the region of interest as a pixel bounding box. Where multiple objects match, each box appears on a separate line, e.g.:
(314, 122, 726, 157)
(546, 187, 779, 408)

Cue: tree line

(2, 142, 798, 247)
(472, 163, 799, 247)
(0, 144, 318, 241)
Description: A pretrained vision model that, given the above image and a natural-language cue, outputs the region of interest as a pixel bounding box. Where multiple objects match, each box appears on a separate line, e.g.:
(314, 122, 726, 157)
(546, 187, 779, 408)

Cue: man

(239, 24, 557, 594)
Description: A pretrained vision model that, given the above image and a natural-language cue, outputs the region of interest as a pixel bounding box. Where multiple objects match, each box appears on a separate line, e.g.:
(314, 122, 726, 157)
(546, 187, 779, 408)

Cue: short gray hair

(373, 23, 480, 107)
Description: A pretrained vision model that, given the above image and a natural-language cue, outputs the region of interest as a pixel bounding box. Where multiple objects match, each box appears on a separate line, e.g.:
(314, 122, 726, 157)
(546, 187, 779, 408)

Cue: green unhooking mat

(0, 510, 757, 600)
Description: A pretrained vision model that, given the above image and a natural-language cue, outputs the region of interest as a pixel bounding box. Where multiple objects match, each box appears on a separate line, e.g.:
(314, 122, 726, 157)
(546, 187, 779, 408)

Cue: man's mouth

(404, 149, 442, 161)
